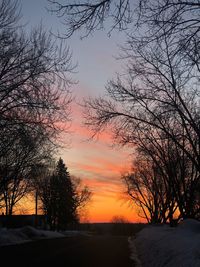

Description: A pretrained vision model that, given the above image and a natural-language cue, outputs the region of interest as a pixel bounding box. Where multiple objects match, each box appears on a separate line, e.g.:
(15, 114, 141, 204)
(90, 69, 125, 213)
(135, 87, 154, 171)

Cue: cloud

(60, 87, 135, 223)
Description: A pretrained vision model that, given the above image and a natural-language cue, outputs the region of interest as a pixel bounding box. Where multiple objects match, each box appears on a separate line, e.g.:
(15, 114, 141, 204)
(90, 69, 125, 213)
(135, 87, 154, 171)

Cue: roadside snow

(0, 226, 88, 247)
(130, 219, 200, 267)
(128, 236, 142, 267)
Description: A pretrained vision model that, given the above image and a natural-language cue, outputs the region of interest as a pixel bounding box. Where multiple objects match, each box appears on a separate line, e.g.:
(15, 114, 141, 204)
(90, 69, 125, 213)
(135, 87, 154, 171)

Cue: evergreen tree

(55, 158, 78, 230)
(36, 158, 91, 230)
(36, 158, 78, 230)
(49, 158, 78, 230)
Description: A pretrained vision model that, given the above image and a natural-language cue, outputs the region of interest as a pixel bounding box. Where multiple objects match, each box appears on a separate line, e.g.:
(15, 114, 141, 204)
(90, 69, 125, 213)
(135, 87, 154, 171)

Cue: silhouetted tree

(30, 160, 55, 228)
(71, 175, 92, 219)
(54, 158, 78, 229)
(131, 124, 199, 223)
(0, 0, 74, 157)
(48, 0, 200, 46)
(35, 158, 91, 230)
(48, 0, 133, 38)
(82, 16, 199, 222)
(123, 151, 178, 224)
(49, 0, 200, 222)
(0, 126, 54, 216)
(0, 0, 74, 217)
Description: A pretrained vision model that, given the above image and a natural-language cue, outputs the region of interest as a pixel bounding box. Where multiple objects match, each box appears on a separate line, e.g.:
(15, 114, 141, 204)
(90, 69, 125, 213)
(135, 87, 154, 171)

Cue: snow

(0, 226, 88, 247)
(2, 219, 200, 266)
(130, 219, 200, 267)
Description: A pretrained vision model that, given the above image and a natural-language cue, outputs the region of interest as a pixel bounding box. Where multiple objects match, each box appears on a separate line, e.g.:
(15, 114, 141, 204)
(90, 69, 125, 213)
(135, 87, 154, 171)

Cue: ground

(1, 235, 134, 267)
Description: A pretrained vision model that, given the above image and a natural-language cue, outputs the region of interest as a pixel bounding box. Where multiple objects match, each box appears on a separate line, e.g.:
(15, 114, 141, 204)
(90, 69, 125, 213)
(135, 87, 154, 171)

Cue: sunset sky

(20, 0, 141, 223)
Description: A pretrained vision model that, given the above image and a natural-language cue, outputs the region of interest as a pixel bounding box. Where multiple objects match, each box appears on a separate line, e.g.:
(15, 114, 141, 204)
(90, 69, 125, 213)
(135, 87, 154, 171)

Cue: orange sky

(14, 66, 143, 224)
(18, 123, 142, 222)
(60, 103, 143, 223)
(16, 1, 144, 223)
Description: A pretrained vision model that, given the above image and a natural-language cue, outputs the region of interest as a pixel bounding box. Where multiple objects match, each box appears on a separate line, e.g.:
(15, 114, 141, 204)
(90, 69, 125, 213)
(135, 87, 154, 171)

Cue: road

(1, 235, 134, 267)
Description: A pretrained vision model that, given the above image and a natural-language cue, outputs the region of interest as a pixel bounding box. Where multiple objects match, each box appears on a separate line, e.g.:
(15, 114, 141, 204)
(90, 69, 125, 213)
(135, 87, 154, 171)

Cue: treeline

(49, 0, 200, 224)
(0, 0, 90, 229)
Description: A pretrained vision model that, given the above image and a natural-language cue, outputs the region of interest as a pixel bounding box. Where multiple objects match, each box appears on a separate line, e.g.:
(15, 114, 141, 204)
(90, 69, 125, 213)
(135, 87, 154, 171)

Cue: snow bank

(0, 226, 65, 246)
(130, 219, 200, 267)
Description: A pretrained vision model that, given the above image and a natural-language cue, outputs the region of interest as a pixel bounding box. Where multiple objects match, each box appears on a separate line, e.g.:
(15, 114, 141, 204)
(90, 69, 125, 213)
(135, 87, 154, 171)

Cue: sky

(19, 0, 141, 223)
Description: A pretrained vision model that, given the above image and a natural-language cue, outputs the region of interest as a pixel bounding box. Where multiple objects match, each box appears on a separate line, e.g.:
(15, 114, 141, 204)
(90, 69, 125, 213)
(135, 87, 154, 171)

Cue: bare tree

(85, 31, 199, 163)
(0, 125, 54, 216)
(48, 0, 200, 222)
(48, 0, 133, 37)
(71, 176, 92, 219)
(135, 0, 200, 43)
(83, 25, 200, 221)
(0, 28, 74, 155)
(0, 0, 21, 30)
(0, 0, 74, 157)
(122, 127, 196, 224)
(123, 157, 168, 224)
(48, 0, 200, 41)
(0, 0, 75, 217)
(135, 121, 200, 221)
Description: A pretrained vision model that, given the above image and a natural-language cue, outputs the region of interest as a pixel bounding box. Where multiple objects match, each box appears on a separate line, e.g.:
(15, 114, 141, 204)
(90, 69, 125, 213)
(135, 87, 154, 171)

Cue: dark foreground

(1, 235, 134, 267)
